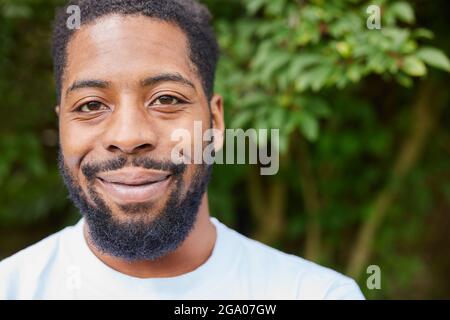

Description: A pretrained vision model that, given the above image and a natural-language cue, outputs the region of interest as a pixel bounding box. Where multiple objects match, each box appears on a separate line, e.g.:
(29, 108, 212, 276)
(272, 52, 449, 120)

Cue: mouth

(95, 169, 173, 205)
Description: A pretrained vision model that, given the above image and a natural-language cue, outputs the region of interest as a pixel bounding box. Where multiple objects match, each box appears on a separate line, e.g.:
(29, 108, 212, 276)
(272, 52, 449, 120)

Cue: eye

(152, 95, 185, 106)
(76, 101, 108, 113)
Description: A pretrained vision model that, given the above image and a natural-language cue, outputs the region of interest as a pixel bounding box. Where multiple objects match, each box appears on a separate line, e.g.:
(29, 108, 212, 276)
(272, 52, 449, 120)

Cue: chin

(104, 200, 162, 222)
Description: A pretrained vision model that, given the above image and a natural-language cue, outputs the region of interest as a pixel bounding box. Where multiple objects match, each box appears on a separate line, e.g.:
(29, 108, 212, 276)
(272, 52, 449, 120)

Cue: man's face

(57, 15, 223, 261)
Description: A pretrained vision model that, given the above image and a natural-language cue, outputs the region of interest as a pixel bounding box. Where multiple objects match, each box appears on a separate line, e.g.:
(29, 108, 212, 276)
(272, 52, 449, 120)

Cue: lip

(96, 168, 172, 204)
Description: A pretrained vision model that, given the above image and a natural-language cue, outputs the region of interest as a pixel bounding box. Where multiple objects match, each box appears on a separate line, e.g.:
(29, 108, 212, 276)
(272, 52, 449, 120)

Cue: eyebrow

(66, 73, 196, 97)
(66, 79, 110, 96)
(141, 73, 196, 90)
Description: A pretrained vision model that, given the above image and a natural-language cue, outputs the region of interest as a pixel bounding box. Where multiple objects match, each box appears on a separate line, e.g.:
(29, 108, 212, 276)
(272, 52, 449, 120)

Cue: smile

(96, 168, 173, 204)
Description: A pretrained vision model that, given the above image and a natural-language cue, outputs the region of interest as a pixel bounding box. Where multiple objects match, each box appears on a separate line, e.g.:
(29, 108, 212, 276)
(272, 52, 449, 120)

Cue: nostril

(135, 143, 153, 152)
(107, 143, 154, 154)
(107, 145, 121, 152)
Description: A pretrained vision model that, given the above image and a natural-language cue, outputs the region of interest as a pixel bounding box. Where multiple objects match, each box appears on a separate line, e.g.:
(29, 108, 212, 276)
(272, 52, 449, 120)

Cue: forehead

(64, 14, 196, 90)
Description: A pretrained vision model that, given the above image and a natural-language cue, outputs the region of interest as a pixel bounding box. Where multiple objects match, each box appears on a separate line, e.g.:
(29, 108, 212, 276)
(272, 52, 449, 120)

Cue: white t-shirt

(0, 217, 364, 299)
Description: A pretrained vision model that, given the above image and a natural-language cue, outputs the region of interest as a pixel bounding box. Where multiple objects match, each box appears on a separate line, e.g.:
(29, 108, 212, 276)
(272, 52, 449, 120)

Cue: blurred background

(0, 0, 449, 299)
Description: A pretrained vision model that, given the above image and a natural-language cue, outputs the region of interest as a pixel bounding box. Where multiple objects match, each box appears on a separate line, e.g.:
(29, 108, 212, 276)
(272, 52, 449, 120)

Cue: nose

(102, 102, 157, 155)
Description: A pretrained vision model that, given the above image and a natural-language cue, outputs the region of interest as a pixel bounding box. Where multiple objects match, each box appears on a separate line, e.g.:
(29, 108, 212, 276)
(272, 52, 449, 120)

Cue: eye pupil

(158, 96, 177, 105)
(88, 102, 101, 110)
(80, 101, 103, 112)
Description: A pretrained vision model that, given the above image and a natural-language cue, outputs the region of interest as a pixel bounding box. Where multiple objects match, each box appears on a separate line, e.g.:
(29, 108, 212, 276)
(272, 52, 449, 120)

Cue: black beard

(57, 150, 212, 262)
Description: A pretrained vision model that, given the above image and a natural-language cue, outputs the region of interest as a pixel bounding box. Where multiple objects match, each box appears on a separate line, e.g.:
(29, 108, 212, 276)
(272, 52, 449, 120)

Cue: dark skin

(55, 15, 225, 278)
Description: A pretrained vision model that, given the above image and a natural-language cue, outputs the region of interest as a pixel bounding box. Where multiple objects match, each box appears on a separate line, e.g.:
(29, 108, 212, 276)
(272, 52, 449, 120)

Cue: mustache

(81, 156, 187, 182)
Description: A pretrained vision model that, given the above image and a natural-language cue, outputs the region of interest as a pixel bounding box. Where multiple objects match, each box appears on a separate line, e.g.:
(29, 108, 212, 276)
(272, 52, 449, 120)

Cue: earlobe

(209, 95, 225, 152)
(210, 95, 224, 129)
(55, 105, 60, 116)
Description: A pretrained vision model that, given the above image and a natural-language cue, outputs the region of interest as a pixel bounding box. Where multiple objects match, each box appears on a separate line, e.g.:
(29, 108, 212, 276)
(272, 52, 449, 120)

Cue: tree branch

(346, 80, 441, 279)
(297, 134, 322, 262)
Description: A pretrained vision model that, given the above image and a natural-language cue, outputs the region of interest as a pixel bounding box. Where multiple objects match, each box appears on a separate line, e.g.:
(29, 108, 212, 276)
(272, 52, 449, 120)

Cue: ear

(209, 94, 225, 153)
(55, 105, 60, 116)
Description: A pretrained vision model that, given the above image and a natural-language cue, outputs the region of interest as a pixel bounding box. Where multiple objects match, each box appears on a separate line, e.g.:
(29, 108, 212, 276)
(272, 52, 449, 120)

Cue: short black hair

(52, 0, 219, 104)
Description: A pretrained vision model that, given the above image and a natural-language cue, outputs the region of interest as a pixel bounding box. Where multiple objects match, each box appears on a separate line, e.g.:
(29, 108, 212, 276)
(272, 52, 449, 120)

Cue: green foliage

(204, 0, 450, 298)
(0, 0, 67, 226)
(211, 0, 449, 150)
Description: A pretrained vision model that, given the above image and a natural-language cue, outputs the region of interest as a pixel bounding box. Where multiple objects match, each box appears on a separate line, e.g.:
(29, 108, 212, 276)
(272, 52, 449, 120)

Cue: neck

(83, 194, 217, 278)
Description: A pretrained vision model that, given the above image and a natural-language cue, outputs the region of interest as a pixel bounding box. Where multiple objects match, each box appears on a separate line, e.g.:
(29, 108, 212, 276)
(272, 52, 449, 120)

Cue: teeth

(113, 176, 168, 186)
(98, 175, 171, 187)
(116, 182, 154, 186)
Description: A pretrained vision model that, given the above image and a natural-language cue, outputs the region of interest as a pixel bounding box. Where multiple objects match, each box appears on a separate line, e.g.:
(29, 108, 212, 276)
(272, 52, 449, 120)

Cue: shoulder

(215, 219, 364, 299)
(0, 224, 75, 299)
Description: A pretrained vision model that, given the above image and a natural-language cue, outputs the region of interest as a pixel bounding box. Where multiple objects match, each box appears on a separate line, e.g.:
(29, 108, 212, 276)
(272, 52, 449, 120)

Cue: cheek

(59, 121, 99, 168)
(176, 163, 198, 198)
(163, 116, 211, 163)
(167, 110, 211, 147)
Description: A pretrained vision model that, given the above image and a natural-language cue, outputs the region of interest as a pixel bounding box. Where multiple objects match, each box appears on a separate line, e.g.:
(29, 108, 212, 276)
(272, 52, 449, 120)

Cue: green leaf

(336, 41, 352, 58)
(296, 65, 333, 91)
(401, 56, 427, 77)
(297, 112, 319, 141)
(347, 64, 363, 82)
(416, 47, 450, 72)
(270, 107, 286, 129)
(251, 41, 272, 69)
(395, 73, 413, 87)
(231, 110, 253, 128)
(259, 52, 290, 83)
(412, 28, 434, 40)
(390, 2, 415, 24)
(287, 54, 322, 81)
(246, 0, 266, 15)
(265, 0, 286, 16)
